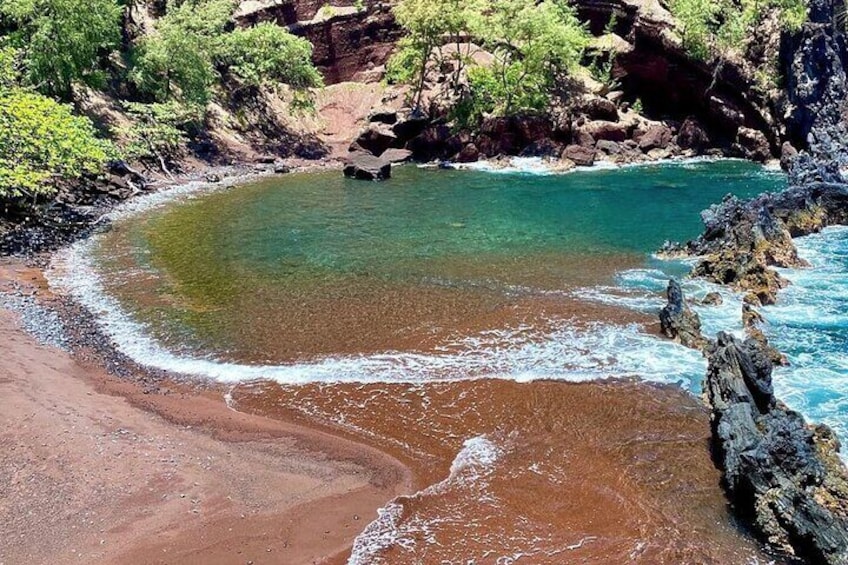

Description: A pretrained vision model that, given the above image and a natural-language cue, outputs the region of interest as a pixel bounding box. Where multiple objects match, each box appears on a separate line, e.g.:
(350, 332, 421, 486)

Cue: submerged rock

(701, 291, 723, 306)
(705, 333, 848, 564)
(659, 279, 707, 351)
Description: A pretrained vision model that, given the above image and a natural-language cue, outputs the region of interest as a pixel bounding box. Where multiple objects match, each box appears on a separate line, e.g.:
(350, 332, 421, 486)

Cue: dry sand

(0, 303, 411, 565)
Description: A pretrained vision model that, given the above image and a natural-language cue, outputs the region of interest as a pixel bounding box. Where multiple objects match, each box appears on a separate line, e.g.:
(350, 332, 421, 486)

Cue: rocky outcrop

(672, 181, 848, 304)
(705, 332, 848, 564)
(659, 279, 707, 350)
(343, 151, 391, 180)
(741, 302, 788, 365)
(780, 0, 848, 172)
(577, 0, 781, 156)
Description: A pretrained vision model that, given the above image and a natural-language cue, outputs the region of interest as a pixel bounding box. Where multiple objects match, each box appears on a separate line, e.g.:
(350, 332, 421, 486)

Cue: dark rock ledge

(658, 282, 848, 563)
(706, 332, 848, 565)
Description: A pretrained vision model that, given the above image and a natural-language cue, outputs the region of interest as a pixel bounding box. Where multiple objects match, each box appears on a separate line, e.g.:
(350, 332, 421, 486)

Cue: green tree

(131, 0, 321, 104)
(130, 0, 233, 104)
(220, 22, 322, 89)
(476, 0, 588, 115)
(387, 0, 485, 110)
(0, 0, 122, 98)
(668, 0, 717, 60)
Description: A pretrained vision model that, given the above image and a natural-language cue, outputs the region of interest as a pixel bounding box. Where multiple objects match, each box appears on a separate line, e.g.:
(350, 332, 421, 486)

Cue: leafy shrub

(129, 0, 233, 104)
(0, 0, 122, 98)
(0, 89, 114, 198)
(131, 0, 321, 104)
(670, 0, 808, 60)
(220, 23, 322, 89)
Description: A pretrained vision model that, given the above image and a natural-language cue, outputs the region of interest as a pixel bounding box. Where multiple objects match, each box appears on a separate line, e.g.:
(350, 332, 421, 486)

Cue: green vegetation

(129, 0, 233, 104)
(0, 48, 114, 199)
(387, 0, 486, 109)
(669, 0, 808, 60)
(388, 0, 589, 120)
(0, 0, 322, 204)
(220, 23, 322, 90)
(0, 0, 122, 98)
(131, 0, 321, 104)
(115, 102, 203, 176)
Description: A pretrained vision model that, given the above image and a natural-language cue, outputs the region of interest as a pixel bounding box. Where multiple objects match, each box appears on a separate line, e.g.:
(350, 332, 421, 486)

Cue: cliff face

(578, 0, 782, 151)
(254, 0, 788, 159)
(235, 0, 402, 83)
(782, 0, 848, 179)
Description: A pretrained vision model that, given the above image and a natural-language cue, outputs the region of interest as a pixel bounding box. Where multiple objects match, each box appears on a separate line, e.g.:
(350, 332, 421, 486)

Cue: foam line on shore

(348, 436, 502, 564)
(440, 155, 761, 176)
(49, 237, 707, 386)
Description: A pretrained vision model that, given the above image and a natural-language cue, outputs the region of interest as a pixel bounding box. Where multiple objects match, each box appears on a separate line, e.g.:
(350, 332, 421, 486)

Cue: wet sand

(1, 259, 780, 564)
(232, 379, 780, 564)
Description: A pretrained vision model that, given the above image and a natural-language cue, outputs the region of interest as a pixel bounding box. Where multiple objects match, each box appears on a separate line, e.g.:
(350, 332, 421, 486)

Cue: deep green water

(92, 160, 784, 363)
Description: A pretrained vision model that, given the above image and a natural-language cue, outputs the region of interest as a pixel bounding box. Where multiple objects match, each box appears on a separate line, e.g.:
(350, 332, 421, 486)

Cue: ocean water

(46, 158, 848, 563)
(51, 159, 781, 373)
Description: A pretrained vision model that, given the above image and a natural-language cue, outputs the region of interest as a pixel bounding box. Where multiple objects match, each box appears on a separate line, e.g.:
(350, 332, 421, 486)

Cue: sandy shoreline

(0, 262, 412, 565)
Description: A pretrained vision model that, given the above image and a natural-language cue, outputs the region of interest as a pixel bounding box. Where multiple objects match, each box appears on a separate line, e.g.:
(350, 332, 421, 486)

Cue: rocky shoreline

(659, 279, 848, 563)
(653, 0, 848, 558)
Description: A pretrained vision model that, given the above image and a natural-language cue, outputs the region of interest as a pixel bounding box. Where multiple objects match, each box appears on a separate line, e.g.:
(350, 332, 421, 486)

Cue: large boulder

(455, 143, 480, 163)
(352, 123, 397, 156)
(637, 123, 673, 152)
(581, 120, 628, 143)
(407, 124, 454, 161)
(574, 95, 619, 122)
(392, 111, 429, 142)
(705, 333, 848, 564)
(735, 127, 772, 162)
(562, 144, 596, 166)
(381, 148, 413, 163)
(676, 118, 711, 152)
(343, 151, 392, 180)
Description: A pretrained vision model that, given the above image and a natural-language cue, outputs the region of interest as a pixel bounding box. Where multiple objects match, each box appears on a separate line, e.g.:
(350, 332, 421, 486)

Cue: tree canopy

(0, 49, 114, 199)
(131, 0, 321, 104)
(0, 0, 122, 98)
(387, 0, 590, 119)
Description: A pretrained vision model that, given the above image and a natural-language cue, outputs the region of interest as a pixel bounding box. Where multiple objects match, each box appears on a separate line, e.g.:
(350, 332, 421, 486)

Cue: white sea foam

(575, 265, 747, 345)
(764, 226, 848, 440)
(448, 155, 748, 176)
(347, 436, 501, 564)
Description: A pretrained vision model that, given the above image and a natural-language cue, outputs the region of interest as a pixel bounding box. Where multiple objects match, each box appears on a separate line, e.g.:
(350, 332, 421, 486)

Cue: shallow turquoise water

(54, 158, 848, 443)
(151, 160, 783, 278)
(83, 159, 781, 363)
(67, 159, 783, 363)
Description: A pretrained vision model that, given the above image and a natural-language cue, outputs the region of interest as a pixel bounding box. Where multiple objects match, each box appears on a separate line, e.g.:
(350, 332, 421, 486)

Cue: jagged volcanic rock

(705, 332, 848, 564)
(659, 279, 707, 350)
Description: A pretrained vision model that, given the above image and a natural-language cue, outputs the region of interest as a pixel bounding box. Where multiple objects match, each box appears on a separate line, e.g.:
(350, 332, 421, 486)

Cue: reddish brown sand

(0, 260, 780, 564)
(0, 306, 411, 565)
